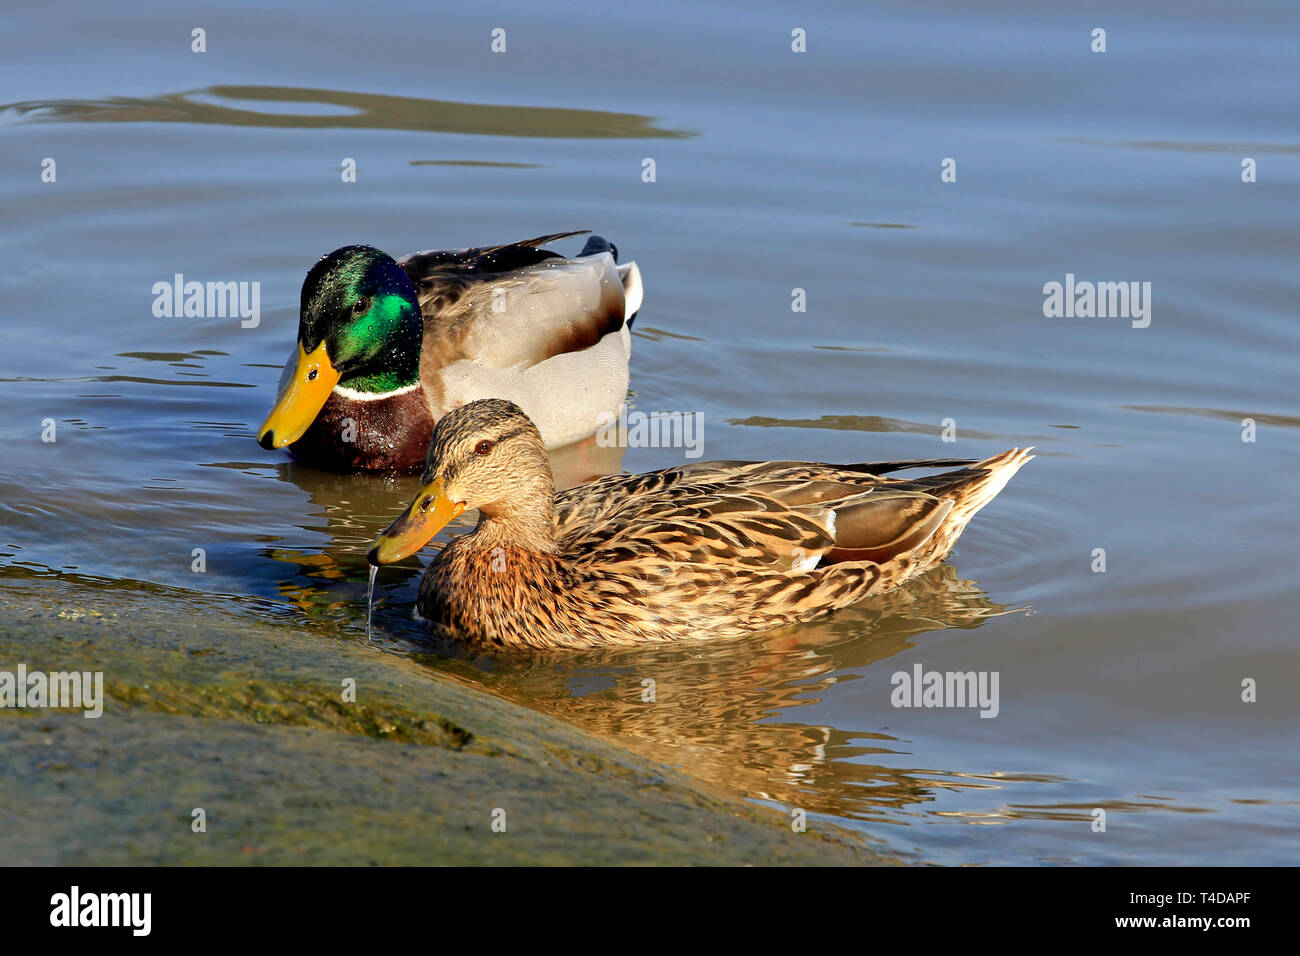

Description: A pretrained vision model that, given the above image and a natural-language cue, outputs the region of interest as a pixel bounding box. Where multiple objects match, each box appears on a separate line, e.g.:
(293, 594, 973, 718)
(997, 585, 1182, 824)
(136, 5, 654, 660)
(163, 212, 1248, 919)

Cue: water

(2, 0, 1297, 865)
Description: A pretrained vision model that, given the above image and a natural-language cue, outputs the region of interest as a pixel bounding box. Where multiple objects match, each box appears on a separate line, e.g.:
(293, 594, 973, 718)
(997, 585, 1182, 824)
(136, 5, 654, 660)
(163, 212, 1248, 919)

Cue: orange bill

(257, 341, 341, 449)
(367, 477, 466, 565)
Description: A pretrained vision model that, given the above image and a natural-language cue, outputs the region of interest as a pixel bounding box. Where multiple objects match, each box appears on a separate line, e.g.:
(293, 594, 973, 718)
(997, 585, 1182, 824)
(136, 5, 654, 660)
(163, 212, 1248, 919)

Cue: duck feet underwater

(367, 399, 1034, 650)
(257, 231, 642, 473)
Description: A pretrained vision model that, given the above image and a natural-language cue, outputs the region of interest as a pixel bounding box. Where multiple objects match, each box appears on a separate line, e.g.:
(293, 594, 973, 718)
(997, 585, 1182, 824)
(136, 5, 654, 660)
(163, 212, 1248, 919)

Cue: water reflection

(419, 564, 1032, 825)
(729, 412, 1004, 441)
(2, 85, 691, 139)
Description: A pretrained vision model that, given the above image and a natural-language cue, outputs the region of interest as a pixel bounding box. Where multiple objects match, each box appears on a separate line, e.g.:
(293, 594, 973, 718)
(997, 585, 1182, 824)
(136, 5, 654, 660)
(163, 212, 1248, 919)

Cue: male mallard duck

(367, 399, 1034, 649)
(257, 231, 642, 472)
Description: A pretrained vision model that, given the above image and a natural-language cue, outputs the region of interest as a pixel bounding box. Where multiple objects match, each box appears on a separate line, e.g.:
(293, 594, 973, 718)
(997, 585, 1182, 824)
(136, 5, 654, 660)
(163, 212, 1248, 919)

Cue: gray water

(1, 0, 1297, 864)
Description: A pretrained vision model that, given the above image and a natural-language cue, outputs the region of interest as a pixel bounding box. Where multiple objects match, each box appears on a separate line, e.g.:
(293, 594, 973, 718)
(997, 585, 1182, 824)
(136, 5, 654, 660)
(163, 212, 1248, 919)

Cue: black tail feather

(848, 458, 978, 475)
(578, 234, 619, 262)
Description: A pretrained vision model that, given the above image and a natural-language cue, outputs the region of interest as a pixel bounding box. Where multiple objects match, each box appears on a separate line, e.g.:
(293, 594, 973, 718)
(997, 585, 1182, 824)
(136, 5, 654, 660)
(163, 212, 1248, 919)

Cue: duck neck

(466, 470, 559, 556)
(339, 354, 418, 395)
(338, 296, 423, 396)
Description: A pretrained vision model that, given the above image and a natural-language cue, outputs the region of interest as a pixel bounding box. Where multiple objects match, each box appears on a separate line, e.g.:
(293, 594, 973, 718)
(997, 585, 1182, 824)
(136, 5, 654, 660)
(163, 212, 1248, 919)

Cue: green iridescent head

(257, 246, 423, 451)
(297, 245, 423, 394)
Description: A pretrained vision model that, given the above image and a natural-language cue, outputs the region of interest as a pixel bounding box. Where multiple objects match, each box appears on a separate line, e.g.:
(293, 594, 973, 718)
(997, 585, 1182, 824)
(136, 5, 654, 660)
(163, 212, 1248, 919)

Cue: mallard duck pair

(259, 233, 1031, 649)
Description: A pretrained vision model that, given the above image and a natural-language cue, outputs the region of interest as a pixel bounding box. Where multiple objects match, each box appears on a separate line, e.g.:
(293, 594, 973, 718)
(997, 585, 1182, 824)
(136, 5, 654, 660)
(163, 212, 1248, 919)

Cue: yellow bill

(257, 341, 341, 449)
(367, 477, 465, 565)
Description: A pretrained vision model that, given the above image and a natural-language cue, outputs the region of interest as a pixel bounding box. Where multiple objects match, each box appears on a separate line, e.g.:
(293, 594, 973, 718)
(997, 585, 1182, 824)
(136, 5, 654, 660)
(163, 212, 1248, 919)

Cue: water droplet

(366, 563, 378, 643)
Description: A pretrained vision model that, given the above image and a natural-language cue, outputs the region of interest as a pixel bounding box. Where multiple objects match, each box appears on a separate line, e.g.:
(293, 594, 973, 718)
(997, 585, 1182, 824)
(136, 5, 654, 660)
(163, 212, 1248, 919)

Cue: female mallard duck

(367, 399, 1034, 649)
(257, 231, 642, 472)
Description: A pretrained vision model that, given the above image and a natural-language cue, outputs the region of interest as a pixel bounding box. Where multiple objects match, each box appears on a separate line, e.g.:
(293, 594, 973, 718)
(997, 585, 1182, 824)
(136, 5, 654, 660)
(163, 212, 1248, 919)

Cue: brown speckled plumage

(406, 400, 1033, 649)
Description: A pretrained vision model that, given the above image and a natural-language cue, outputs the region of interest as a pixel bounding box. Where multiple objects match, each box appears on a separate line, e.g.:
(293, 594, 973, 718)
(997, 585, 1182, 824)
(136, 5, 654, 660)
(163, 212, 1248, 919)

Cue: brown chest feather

(288, 388, 434, 473)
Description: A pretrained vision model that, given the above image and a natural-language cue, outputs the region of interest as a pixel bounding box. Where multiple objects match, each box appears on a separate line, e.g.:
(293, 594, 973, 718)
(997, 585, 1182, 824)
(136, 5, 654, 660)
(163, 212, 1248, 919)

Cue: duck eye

(475, 440, 494, 456)
(420, 496, 434, 512)
(353, 295, 371, 315)
(307, 368, 318, 381)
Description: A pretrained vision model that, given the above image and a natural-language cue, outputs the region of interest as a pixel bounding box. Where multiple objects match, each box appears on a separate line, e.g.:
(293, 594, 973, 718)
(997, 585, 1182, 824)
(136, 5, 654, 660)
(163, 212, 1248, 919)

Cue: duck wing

(554, 458, 964, 571)
(399, 231, 632, 371)
(400, 230, 588, 284)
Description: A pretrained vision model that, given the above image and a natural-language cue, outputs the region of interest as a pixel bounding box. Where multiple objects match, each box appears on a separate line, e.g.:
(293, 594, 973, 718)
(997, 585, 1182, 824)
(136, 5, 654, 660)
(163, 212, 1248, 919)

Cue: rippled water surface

(2, 0, 1297, 864)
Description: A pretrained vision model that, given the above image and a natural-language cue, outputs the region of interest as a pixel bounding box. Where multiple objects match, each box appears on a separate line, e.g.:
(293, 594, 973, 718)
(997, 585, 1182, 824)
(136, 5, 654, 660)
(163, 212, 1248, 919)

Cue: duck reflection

(422, 563, 1027, 823)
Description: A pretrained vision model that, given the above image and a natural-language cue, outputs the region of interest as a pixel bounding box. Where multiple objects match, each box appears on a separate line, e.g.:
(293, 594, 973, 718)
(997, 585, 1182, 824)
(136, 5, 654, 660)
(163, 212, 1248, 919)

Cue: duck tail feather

(846, 458, 979, 475)
(618, 261, 643, 325)
(578, 234, 618, 261)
